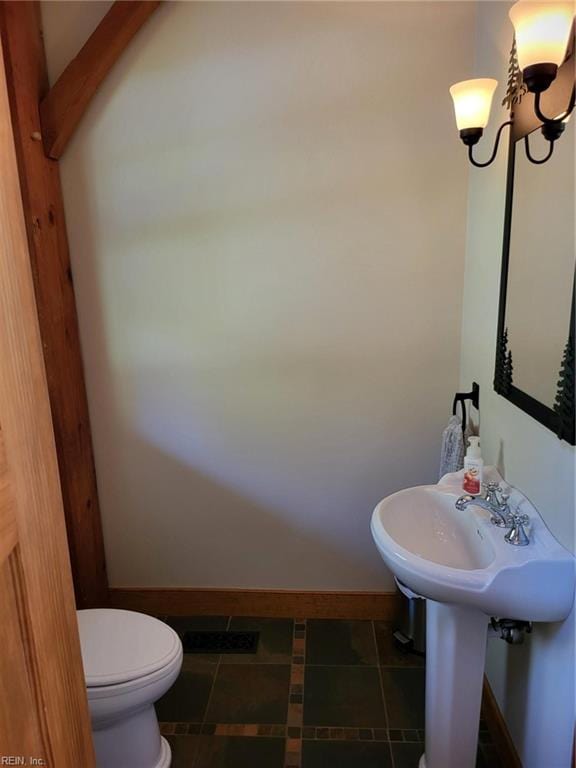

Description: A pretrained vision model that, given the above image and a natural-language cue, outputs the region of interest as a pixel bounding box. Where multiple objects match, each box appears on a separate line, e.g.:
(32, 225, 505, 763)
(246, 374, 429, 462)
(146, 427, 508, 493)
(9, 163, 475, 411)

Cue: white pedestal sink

(371, 468, 575, 768)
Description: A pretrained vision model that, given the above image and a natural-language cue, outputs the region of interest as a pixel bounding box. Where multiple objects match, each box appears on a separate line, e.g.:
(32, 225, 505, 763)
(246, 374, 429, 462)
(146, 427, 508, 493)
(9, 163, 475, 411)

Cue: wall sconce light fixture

(450, 1, 575, 167)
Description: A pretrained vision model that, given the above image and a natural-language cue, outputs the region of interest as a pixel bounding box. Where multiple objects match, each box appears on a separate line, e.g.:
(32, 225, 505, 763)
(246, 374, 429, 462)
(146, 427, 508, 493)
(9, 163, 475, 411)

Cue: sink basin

(370, 469, 576, 768)
(375, 485, 495, 570)
(371, 471, 574, 622)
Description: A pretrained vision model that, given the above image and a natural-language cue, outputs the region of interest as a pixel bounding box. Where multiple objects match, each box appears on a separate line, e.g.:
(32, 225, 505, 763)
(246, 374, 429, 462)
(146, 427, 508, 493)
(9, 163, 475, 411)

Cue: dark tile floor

(156, 616, 501, 768)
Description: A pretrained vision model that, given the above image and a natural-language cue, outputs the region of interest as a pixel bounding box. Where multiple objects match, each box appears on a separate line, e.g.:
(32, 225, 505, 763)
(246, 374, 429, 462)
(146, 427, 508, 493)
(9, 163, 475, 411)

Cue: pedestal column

(419, 600, 489, 768)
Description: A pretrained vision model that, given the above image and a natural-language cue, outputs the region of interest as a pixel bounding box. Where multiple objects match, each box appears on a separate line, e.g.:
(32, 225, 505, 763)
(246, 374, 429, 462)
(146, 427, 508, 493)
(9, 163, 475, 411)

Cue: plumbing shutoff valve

(491, 618, 532, 645)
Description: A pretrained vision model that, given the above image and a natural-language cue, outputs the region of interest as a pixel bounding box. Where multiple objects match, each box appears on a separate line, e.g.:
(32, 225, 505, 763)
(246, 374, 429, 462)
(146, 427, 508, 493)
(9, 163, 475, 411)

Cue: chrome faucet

(455, 481, 511, 527)
(504, 512, 530, 546)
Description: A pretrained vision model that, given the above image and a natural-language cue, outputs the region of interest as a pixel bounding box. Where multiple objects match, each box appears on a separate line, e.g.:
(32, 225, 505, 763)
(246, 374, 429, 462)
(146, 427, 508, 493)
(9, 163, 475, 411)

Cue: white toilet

(77, 609, 183, 768)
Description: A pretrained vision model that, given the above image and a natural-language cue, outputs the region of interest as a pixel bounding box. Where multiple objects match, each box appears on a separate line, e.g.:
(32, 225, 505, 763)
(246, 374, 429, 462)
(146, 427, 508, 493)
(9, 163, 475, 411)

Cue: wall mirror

(494, 43, 575, 445)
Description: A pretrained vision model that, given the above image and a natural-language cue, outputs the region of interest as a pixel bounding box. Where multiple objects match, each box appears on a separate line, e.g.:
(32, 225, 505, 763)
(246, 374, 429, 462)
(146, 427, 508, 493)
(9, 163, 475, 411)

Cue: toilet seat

(85, 647, 182, 705)
(78, 609, 181, 688)
(78, 609, 183, 768)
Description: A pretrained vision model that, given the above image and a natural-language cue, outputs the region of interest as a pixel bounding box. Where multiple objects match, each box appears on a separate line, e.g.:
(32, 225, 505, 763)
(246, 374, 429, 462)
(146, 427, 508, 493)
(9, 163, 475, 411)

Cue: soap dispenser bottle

(463, 436, 483, 494)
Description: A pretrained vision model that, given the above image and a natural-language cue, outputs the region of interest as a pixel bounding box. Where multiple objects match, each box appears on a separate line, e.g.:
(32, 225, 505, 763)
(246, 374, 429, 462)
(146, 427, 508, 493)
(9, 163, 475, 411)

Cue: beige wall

(41, 1, 475, 591)
(460, 3, 575, 766)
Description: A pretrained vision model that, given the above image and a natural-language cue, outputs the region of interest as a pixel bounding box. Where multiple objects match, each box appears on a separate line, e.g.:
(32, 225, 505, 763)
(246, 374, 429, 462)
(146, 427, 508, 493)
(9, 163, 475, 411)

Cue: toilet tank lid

(77, 609, 181, 687)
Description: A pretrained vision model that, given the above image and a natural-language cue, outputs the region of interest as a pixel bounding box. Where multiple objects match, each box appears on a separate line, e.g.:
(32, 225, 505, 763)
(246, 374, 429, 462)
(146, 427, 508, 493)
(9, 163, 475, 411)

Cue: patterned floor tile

(390, 741, 424, 768)
(380, 667, 425, 729)
(156, 614, 504, 768)
(221, 618, 294, 665)
(193, 735, 285, 768)
(306, 620, 378, 666)
(156, 662, 216, 722)
(205, 664, 290, 724)
(303, 666, 386, 728)
(391, 742, 501, 768)
(302, 739, 393, 768)
(166, 734, 200, 767)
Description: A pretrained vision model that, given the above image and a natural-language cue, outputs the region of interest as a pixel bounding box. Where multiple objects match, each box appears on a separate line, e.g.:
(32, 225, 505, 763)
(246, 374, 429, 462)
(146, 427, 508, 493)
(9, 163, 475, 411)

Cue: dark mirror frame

(494, 41, 575, 446)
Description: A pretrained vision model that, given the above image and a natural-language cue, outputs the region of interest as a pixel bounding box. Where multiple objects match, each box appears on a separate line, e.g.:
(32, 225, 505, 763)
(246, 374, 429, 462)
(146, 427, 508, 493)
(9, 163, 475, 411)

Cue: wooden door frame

(0, 26, 95, 763)
(0, 1, 159, 607)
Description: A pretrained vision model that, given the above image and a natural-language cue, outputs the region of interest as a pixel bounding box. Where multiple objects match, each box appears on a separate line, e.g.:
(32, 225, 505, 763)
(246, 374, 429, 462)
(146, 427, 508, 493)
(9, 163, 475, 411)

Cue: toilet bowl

(78, 609, 183, 768)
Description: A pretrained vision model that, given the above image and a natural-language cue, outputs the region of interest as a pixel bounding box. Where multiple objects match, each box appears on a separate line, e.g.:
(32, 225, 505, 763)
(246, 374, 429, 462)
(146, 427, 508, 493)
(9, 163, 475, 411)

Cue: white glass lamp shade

(509, 2, 575, 70)
(449, 79, 498, 131)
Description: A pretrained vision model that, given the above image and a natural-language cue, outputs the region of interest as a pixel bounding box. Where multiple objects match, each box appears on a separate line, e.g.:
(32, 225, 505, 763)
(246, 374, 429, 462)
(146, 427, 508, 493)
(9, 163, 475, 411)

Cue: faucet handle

(504, 512, 530, 546)
(487, 482, 511, 509)
(506, 511, 529, 525)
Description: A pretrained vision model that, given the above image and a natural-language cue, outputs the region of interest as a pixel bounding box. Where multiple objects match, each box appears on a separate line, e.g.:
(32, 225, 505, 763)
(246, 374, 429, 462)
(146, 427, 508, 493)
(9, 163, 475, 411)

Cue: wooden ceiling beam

(0, 2, 108, 608)
(40, 0, 161, 160)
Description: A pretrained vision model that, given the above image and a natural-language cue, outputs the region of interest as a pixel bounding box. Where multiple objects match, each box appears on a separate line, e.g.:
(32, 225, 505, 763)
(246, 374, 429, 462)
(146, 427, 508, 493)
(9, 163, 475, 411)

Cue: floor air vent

(182, 630, 260, 654)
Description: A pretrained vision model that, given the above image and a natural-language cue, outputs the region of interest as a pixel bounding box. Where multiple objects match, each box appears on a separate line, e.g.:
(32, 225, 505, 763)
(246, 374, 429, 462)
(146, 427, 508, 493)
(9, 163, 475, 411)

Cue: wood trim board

(40, 0, 162, 159)
(109, 588, 402, 620)
(482, 677, 523, 768)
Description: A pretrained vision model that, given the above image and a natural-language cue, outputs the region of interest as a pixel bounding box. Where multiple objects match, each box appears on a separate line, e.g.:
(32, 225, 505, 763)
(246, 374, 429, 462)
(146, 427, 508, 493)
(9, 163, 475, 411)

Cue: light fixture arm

(523, 134, 555, 164)
(467, 120, 513, 168)
(533, 86, 576, 125)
